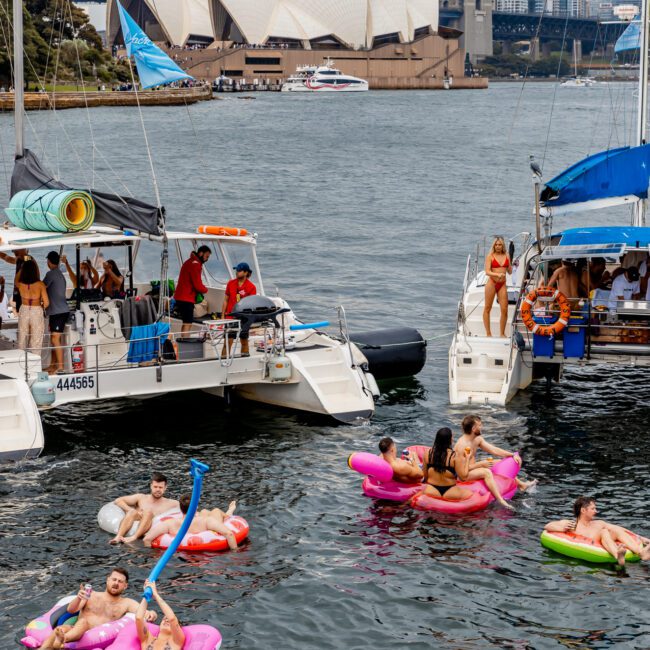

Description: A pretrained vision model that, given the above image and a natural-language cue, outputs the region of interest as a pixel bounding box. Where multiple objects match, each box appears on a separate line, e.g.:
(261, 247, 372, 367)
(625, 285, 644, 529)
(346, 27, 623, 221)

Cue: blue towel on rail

(127, 322, 170, 364)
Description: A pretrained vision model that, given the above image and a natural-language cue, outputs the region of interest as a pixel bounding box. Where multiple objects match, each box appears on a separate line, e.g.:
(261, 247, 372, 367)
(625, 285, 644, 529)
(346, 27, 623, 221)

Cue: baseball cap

(234, 262, 252, 273)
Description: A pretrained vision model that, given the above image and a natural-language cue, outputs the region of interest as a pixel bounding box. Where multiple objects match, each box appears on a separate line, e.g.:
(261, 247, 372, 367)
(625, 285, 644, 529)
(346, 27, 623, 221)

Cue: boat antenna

(13, 0, 23, 159)
(635, 0, 650, 226)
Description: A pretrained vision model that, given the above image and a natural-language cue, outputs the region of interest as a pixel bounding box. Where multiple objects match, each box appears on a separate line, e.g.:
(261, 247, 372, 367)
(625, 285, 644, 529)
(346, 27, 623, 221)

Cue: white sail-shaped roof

(211, 0, 437, 48)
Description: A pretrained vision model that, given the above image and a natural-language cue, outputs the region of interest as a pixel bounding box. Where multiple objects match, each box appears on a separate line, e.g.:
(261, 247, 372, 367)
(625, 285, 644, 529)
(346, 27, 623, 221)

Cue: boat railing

(336, 305, 356, 368)
(16, 318, 277, 392)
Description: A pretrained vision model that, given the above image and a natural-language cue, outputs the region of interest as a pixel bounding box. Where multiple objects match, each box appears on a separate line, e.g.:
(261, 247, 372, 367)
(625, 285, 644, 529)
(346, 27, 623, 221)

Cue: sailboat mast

(13, 0, 23, 157)
(634, 0, 650, 224)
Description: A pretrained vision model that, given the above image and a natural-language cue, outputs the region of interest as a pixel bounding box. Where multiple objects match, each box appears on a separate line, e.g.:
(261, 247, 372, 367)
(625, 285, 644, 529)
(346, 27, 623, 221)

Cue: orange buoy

(197, 225, 248, 237)
(520, 287, 571, 337)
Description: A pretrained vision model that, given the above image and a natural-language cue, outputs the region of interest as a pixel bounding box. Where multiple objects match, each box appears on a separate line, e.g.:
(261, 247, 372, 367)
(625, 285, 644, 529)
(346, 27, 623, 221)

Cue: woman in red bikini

(483, 237, 511, 337)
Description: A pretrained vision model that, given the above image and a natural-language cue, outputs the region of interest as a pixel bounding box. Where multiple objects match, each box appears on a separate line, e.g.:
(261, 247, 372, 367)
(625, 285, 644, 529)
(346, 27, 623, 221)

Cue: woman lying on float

(542, 496, 650, 566)
(143, 495, 248, 552)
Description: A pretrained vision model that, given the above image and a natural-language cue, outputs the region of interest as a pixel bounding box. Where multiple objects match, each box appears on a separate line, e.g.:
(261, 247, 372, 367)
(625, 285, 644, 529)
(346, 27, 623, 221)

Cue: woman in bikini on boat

(421, 427, 472, 501)
(483, 236, 512, 337)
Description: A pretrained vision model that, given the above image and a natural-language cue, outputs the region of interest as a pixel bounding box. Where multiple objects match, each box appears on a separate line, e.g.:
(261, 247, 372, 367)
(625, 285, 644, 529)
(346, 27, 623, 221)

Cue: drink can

(84, 583, 92, 598)
(402, 448, 410, 459)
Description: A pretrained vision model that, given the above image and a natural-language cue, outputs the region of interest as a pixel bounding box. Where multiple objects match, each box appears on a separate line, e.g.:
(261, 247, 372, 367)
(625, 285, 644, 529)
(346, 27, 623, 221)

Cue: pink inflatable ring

(21, 596, 133, 649)
(110, 621, 222, 649)
(151, 516, 250, 552)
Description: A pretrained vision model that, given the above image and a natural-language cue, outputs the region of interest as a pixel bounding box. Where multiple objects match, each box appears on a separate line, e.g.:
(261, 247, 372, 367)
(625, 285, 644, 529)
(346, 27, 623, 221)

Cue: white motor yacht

(281, 58, 369, 92)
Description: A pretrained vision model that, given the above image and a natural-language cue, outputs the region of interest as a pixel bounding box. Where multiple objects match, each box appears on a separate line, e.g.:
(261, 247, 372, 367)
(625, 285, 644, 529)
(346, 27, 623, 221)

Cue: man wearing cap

(221, 262, 257, 356)
(608, 266, 641, 312)
(44, 251, 70, 373)
(174, 245, 211, 338)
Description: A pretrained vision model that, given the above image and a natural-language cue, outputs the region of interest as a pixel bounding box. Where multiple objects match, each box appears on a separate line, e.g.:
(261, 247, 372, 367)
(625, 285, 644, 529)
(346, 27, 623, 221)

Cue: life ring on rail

(520, 287, 571, 337)
(197, 225, 248, 237)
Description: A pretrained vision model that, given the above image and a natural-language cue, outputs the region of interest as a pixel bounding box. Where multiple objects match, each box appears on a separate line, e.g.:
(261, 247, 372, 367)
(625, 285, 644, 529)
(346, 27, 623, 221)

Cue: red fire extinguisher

(71, 345, 84, 373)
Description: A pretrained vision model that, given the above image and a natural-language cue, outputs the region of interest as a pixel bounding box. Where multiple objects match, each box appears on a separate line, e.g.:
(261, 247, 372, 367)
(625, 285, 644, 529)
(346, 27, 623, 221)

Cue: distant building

(496, 0, 528, 13)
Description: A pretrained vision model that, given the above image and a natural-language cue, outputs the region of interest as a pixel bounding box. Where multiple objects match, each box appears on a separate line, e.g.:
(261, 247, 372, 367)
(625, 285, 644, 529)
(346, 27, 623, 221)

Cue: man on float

(378, 437, 423, 483)
(174, 245, 211, 339)
(545, 496, 650, 567)
(109, 472, 179, 545)
(41, 567, 157, 648)
(143, 494, 239, 551)
(454, 415, 537, 510)
(221, 261, 257, 357)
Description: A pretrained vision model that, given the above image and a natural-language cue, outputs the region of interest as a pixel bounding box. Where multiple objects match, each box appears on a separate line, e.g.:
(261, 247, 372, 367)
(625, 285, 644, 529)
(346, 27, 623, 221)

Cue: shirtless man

(143, 494, 239, 551)
(545, 497, 650, 567)
(454, 415, 537, 510)
(378, 437, 423, 484)
(41, 567, 157, 648)
(548, 259, 580, 305)
(109, 472, 179, 545)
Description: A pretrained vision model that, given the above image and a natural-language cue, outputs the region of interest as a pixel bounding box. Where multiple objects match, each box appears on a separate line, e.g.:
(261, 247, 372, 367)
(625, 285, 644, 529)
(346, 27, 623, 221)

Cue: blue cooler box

(563, 314, 587, 359)
(532, 315, 556, 358)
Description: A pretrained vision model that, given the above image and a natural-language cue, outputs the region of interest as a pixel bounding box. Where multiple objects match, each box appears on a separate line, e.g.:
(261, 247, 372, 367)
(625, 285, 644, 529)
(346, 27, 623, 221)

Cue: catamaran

(448, 7, 650, 405)
(0, 1, 425, 460)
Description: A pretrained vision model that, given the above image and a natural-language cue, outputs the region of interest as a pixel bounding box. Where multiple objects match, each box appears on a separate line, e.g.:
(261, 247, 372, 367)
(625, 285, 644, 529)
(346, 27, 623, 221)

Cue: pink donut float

(21, 596, 134, 649)
(150, 516, 249, 552)
(109, 621, 222, 649)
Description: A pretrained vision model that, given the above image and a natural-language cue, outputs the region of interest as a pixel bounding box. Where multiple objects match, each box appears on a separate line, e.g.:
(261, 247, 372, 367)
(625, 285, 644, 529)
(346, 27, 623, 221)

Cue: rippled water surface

(2, 85, 650, 649)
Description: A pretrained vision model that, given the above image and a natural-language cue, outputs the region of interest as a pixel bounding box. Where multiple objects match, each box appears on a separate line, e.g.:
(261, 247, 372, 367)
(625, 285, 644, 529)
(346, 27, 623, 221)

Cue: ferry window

(319, 70, 337, 75)
(200, 241, 230, 286)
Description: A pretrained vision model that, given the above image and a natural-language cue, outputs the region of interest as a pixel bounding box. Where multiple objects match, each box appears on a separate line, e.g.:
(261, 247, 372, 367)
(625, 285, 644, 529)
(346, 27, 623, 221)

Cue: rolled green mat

(5, 189, 95, 232)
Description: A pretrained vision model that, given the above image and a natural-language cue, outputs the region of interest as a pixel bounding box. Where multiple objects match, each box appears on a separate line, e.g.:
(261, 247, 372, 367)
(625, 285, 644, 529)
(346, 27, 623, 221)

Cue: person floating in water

(144, 494, 239, 551)
(454, 415, 537, 510)
(135, 580, 185, 650)
(41, 568, 156, 648)
(378, 436, 423, 484)
(545, 496, 650, 566)
(109, 472, 179, 545)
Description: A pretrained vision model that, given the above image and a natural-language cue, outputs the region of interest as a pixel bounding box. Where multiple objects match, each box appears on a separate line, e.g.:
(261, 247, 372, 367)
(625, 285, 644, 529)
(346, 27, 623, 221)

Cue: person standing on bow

(173, 245, 210, 339)
(221, 262, 257, 357)
(483, 237, 512, 338)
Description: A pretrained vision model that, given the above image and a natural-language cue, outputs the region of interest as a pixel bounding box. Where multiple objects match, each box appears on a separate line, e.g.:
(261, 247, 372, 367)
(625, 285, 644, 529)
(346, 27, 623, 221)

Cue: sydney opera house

(106, 1, 481, 89)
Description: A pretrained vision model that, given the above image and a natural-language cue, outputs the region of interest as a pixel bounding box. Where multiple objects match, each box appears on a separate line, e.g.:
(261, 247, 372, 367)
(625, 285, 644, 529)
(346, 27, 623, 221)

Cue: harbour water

(2, 85, 650, 649)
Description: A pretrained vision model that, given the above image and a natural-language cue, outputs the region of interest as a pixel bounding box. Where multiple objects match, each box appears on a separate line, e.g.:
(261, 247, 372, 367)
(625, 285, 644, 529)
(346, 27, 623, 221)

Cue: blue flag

(615, 21, 640, 54)
(116, 0, 194, 89)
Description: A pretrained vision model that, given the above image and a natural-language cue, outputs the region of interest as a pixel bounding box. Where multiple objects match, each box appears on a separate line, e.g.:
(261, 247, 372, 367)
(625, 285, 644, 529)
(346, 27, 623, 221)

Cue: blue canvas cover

(540, 144, 650, 210)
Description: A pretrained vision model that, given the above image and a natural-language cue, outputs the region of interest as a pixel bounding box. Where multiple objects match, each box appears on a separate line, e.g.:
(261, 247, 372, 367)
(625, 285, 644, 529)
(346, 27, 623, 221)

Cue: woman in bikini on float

(483, 236, 512, 338)
(421, 428, 472, 501)
(135, 580, 185, 650)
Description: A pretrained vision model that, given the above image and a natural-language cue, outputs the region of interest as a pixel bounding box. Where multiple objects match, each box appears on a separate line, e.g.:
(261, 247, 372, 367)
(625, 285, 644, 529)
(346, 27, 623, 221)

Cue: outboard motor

(351, 327, 426, 380)
(229, 295, 290, 336)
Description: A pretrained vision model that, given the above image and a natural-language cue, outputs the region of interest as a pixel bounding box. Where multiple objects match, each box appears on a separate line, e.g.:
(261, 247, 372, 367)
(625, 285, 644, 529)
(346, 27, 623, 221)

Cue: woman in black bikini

(421, 427, 472, 501)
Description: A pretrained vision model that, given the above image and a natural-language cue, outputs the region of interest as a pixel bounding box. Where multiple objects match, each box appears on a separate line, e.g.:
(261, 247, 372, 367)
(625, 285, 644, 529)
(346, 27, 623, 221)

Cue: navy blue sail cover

(540, 144, 650, 210)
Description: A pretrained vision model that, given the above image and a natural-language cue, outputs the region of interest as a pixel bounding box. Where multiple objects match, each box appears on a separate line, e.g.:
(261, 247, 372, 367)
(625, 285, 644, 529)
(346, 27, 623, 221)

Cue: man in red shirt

(174, 245, 210, 338)
(221, 262, 257, 356)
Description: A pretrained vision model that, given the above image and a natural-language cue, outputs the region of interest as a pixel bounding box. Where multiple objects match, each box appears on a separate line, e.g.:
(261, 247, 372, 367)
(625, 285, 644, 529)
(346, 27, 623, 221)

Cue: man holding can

(40, 567, 156, 648)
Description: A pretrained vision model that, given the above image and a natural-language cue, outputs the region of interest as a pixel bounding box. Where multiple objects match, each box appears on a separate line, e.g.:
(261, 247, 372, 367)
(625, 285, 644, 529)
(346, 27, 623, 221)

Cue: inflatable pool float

(540, 529, 642, 563)
(348, 449, 423, 502)
(151, 516, 250, 552)
(21, 595, 134, 649)
(109, 621, 222, 649)
(97, 502, 181, 536)
(410, 455, 520, 514)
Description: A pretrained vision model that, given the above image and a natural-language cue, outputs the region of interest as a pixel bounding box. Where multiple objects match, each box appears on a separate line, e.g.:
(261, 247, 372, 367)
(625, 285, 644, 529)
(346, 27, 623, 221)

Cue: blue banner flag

(615, 21, 640, 54)
(116, 0, 194, 89)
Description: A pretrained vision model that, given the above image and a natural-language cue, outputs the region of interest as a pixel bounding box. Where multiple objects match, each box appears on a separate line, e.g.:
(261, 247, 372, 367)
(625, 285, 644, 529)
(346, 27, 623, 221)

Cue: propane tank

(71, 345, 85, 373)
(268, 354, 292, 382)
(31, 371, 56, 406)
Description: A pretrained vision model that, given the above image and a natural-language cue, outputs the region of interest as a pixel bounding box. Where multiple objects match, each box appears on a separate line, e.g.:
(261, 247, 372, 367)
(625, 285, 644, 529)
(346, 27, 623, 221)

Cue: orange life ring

(197, 225, 248, 237)
(520, 287, 571, 337)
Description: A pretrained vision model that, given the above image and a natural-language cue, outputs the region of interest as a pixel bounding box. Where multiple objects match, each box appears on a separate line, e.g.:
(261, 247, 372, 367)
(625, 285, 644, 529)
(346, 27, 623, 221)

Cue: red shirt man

(174, 246, 210, 336)
(222, 262, 257, 318)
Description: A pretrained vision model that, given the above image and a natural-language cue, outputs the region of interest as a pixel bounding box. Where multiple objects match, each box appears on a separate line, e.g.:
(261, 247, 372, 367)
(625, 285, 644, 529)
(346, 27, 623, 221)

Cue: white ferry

(281, 58, 369, 92)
